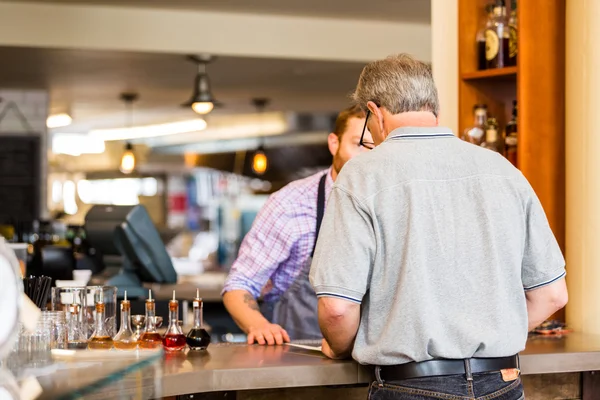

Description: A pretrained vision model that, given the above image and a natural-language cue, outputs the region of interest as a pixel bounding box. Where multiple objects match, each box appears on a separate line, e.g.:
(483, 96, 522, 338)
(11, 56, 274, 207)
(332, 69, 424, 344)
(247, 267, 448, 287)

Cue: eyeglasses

(359, 110, 375, 150)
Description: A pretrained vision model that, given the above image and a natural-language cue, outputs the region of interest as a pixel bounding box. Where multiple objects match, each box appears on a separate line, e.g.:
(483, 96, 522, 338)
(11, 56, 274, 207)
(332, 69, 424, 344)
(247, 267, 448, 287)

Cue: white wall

(431, 0, 458, 134)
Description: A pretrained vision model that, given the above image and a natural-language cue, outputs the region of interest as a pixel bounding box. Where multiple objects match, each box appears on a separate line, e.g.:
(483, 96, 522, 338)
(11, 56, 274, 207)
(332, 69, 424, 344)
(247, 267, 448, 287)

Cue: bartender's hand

(321, 338, 343, 359)
(247, 323, 290, 345)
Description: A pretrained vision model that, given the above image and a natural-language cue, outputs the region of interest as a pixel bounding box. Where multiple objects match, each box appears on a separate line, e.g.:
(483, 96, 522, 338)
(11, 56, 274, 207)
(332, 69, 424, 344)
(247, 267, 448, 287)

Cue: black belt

(376, 355, 519, 382)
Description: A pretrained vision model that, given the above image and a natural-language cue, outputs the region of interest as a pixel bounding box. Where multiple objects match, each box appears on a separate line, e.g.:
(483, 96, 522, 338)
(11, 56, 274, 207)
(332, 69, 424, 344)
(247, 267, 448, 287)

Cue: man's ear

(328, 133, 339, 157)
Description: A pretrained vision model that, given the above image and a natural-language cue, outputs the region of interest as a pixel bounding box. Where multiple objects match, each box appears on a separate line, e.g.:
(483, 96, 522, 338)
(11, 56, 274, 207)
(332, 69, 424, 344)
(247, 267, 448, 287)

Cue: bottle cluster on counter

(476, 0, 517, 70)
(461, 100, 518, 167)
(83, 289, 210, 352)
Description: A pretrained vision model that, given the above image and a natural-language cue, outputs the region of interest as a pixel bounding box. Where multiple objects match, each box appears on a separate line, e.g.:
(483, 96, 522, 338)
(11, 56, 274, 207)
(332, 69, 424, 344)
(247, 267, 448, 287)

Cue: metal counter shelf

(8, 348, 163, 400)
(161, 333, 600, 396)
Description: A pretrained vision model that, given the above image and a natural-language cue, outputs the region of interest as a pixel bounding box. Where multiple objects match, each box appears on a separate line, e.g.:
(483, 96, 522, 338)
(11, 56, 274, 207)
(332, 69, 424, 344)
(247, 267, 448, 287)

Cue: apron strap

(311, 173, 328, 257)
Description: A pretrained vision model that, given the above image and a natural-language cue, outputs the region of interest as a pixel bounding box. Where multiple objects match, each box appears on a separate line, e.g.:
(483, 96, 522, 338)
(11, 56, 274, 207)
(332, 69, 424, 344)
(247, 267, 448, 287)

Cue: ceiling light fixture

(47, 113, 72, 129)
(251, 98, 270, 176)
(52, 134, 105, 156)
(182, 54, 219, 115)
(119, 92, 138, 174)
(120, 143, 136, 174)
(90, 119, 208, 141)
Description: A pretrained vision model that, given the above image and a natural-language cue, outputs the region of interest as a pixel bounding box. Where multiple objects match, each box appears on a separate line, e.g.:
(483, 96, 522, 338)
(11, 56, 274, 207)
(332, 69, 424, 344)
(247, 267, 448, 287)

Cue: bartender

(222, 105, 371, 345)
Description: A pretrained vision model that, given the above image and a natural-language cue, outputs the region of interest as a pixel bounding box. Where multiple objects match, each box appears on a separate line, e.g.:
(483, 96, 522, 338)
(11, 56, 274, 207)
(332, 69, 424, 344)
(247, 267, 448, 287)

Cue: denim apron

(261, 173, 327, 340)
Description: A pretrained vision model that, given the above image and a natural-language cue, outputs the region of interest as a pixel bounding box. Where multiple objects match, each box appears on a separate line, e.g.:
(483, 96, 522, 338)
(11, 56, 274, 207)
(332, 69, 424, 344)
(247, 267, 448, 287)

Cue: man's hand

(321, 338, 346, 359)
(247, 323, 290, 345)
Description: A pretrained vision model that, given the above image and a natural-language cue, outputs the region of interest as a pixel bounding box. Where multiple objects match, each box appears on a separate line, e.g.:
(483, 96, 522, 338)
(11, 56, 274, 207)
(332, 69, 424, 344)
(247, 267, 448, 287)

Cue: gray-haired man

(310, 54, 567, 399)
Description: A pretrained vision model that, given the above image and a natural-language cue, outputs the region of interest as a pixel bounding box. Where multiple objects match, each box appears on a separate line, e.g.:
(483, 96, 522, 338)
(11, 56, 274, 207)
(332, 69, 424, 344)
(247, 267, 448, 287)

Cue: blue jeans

(368, 372, 524, 400)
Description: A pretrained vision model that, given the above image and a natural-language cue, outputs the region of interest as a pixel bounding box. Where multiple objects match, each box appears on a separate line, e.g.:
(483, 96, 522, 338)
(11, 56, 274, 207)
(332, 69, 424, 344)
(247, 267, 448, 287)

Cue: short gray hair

(352, 54, 440, 117)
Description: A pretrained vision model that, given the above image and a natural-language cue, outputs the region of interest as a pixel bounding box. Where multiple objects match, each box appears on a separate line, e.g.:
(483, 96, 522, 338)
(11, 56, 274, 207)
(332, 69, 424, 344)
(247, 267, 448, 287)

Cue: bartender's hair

(352, 53, 439, 117)
(333, 104, 366, 139)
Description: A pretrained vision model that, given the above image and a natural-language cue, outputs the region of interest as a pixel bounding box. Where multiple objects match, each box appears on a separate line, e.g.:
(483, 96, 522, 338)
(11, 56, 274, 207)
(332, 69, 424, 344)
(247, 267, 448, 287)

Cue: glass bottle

(162, 290, 186, 352)
(67, 302, 88, 349)
(482, 117, 503, 153)
(88, 299, 114, 350)
(508, 0, 518, 66)
(113, 291, 138, 350)
(138, 290, 163, 349)
(186, 289, 211, 351)
(505, 100, 518, 166)
(476, 4, 495, 70)
(485, 0, 510, 69)
(462, 104, 488, 145)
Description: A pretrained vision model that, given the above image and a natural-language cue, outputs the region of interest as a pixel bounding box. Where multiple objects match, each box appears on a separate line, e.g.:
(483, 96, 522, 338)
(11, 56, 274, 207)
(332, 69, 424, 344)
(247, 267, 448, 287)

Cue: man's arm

(222, 191, 299, 345)
(525, 277, 568, 331)
(223, 290, 290, 345)
(318, 297, 360, 359)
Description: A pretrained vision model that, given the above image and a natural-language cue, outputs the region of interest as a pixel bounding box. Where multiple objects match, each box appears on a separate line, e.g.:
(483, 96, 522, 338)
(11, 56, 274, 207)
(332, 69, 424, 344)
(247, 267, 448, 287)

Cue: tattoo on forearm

(243, 293, 260, 312)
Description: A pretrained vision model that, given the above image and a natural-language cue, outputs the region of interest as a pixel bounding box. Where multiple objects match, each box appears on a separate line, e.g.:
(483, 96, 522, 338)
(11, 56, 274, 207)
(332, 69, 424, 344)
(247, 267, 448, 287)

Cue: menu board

(0, 136, 40, 224)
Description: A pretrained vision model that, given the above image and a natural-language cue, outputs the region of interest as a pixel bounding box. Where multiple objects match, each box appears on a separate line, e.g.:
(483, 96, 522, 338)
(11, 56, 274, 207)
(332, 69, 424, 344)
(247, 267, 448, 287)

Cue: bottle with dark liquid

(186, 289, 211, 351)
(508, 0, 518, 66)
(504, 100, 518, 167)
(113, 291, 138, 350)
(485, 0, 510, 69)
(88, 299, 114, 350)
(162, 290, 186, 352)
(139, 290, 163, 350)
(477, 4, 494, 70)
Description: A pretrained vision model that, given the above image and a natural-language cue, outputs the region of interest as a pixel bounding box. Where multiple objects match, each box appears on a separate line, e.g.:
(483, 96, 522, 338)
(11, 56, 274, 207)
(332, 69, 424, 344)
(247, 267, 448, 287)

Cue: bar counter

(161, 333, 600, 397)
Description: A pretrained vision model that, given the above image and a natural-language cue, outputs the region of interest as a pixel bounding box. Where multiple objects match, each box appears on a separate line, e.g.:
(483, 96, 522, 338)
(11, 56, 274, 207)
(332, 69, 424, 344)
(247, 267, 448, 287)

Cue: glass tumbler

(41, 311, 67, 349)
(51, 287, 87, 341)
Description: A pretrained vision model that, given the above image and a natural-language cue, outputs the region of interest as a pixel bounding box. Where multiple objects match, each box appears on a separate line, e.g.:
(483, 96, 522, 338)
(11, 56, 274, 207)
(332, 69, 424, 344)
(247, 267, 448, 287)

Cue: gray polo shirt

(309, 126, 566, 366)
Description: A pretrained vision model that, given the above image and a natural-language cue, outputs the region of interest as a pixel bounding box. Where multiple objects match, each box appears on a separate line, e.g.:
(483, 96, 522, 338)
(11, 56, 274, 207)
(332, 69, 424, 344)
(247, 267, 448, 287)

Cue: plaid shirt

(222, 168, 333, 303)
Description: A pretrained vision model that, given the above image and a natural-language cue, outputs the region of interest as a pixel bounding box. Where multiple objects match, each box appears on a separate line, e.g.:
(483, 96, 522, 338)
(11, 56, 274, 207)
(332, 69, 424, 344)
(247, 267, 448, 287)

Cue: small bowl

(131, 315, 146, 328)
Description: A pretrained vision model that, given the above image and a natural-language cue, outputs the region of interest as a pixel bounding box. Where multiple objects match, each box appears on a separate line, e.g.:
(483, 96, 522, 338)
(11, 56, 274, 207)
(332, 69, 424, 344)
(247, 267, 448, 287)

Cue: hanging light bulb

(252, 146, 268, 175)
(118, 93, 138, 174)
(120, 143, 135, 174)
(250, 98, 270, 176)
(191, 101, 214, 115)
(183, 55, 217, 115)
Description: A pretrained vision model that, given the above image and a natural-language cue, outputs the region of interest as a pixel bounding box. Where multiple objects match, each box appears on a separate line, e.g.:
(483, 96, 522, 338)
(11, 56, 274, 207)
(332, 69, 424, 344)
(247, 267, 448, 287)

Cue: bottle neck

(95, 307, 106, 333)
(474, 110, 487, 127)
(193, 303, 203, 329)
(120, 304, 131, 330)
(169, 307, 178, 325)
(145, 302, 157, 331)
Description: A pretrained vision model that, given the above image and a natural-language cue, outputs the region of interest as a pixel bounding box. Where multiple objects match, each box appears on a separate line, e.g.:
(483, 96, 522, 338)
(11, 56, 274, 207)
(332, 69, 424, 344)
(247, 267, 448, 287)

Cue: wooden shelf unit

(458, 0, 566, 319)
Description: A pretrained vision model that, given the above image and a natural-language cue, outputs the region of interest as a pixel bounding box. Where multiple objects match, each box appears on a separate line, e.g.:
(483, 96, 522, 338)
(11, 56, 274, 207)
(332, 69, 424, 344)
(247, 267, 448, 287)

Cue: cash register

(85, 205, 177, 299)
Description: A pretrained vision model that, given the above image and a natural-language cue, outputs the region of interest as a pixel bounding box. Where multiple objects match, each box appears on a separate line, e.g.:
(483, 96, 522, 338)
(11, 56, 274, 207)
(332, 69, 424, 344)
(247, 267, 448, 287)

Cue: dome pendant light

(183, 55, 218, 115)
(251, 98, 270, 176)
(119, 93, 138, 174)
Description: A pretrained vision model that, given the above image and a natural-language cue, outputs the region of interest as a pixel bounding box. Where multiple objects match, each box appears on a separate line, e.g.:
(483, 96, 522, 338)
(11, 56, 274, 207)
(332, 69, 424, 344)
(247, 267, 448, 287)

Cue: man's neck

(330, 167, 338, 182)
(385, 111, 438, 138)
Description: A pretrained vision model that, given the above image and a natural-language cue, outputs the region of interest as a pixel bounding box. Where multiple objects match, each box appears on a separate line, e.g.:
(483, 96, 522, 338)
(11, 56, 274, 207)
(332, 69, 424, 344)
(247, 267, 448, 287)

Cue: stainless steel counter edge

(161, 334, 600, 396)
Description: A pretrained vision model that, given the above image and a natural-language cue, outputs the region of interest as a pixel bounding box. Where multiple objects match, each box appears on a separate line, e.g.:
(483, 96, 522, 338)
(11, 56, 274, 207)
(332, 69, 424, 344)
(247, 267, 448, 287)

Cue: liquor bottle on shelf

(113, 291, 138, 350)
(162, 290, 186, 352)
(482, 117, 503, 153)
(88, 297, 114, 350)
(508, 0, 518, 66)
(462, 104, 488, 146)
(186, 289, 211, 351)
(485, 0, 510, 69)
(505, 100, 518, 167)
(476, 4, 495, 70)
(139, 290, 163, 350)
